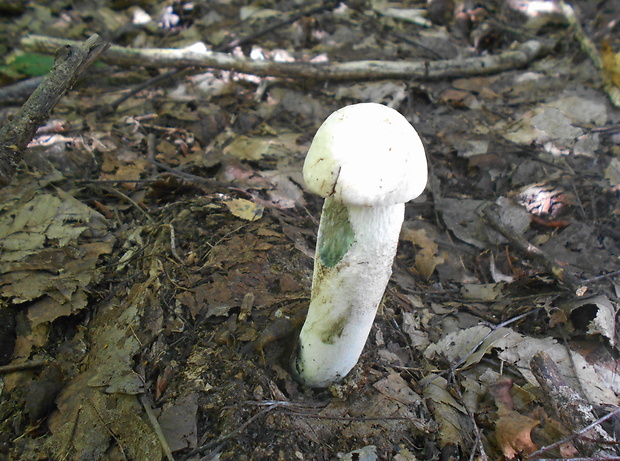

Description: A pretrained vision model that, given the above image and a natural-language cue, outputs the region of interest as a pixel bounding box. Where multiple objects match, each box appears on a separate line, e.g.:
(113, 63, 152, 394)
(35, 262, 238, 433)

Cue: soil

(0, 1, 619, 460)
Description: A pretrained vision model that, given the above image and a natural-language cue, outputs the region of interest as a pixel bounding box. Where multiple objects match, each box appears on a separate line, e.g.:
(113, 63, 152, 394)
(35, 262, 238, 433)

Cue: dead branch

(559, 1, 620, 107)
(0, 359, 49, 374)
(215, 0, 340, 52)
(530, 351, 618, 458)
(0, 34, 109, 188)
(480, 203, 584, 294)
(21, 34, 551, 82)
(0, 76, 43, 106)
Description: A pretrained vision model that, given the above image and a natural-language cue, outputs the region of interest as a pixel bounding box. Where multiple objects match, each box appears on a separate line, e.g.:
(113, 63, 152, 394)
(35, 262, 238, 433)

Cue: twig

(105, 0, 339, 111)
(22, 35, 551, 82)
(558, 1, 620, 107)
(179, 405, 277, 461)
(480, 203, 584, 294)
(531, 457, 620, 460)
(86, 398, 128, 459)
(529, 351, 618, 458)
(101, 185, 155, 224)
(146, 158, 225, 187)
(582, 269, 620, 283)
(139, 394, 175, 461)
(449, 374, 488, 461)
(0, 76, 44, 105)
(0, 34, 109, 188)
(162, 223, 183, 263)
(0, 359, 49, 374)
(451, 309, 539, 372)
(218, 0, 339, 52)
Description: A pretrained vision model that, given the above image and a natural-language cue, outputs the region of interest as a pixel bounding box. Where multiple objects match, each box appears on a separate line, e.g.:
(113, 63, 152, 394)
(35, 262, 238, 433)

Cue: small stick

(162, 223, 183, 263)
(0, 359, 49, 374)
(218, 0, 340, 52)
(139, 394, 175, 461)
(0, 34, 109, 187)
(105, 0, 340, 112)
(179, 405, 277, 461)
(0, 76, 44, 105)
(481, 203, 584, 294)
(530, 351, 618, 458)
(22, 35, 551, 82)
(558, 1, 620, 107)
(100, 185, 155, 224)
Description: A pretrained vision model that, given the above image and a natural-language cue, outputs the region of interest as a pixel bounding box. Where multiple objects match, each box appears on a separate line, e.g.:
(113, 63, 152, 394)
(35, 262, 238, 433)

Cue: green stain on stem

(318, 197, 355, 268)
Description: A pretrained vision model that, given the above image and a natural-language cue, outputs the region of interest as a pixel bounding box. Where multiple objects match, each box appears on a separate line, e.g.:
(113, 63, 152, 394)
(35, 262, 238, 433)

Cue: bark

(530, 351, 618, 458)
(0, 34, 109, 188)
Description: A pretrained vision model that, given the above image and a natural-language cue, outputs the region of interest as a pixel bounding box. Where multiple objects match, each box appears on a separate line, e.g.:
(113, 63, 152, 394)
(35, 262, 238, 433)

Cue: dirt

(0, 0, 619, 460)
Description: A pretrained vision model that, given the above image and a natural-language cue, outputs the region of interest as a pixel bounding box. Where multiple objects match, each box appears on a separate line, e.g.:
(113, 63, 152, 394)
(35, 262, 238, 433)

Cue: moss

(318, 197, 355, 268)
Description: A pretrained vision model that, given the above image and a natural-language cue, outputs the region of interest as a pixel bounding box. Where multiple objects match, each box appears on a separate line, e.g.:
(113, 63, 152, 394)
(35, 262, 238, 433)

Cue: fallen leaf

(421, 374, 468, 449)
(400, 226, 445, 279)
(495, 409, 539, 460)
(601, 40, 620, 88)
(373, 369, 422, 405)
(225, 198, 264, 221)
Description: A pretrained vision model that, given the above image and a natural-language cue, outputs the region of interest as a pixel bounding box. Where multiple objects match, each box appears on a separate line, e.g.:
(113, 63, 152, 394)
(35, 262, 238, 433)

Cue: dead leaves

(0, 179, 113, 361)
(492, 379, 539, 460)
(400, 224, 445, 280)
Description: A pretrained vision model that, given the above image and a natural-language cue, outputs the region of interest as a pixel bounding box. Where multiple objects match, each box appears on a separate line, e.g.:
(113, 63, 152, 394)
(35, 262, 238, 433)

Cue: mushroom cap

(303, 103, 428, 207)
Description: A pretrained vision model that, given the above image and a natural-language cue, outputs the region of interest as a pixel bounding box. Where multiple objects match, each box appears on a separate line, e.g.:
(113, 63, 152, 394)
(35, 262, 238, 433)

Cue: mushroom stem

(293, 197, 404, 388)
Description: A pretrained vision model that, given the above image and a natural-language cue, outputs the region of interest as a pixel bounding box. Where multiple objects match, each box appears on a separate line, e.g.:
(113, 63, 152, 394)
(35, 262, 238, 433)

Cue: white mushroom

(293, 103, 428, 388)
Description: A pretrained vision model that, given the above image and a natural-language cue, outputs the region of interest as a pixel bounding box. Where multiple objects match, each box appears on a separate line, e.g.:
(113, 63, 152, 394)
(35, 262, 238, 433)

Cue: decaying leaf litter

(0, 0, 619, 459)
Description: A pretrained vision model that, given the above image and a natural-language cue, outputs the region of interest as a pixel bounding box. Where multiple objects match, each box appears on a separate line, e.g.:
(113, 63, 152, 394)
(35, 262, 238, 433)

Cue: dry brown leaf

(601, 40, 620, 88)
(495, 409, 539, 460)
(400, 227, 445, 279)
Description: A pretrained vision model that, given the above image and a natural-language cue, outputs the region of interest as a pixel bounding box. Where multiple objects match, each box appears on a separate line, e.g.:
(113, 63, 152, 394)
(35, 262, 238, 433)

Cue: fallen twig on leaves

(104, 0, 340, 112)
(0, 76, 43, 106)
(481, 203, 585, 294)
(0, 34, 109, 188)
(0, 359, 49, 374)
(139, 394, 175, 461)
(530, 351, 619, 458)
(21, 34, 551, 82)
(559, 0, 620, 107)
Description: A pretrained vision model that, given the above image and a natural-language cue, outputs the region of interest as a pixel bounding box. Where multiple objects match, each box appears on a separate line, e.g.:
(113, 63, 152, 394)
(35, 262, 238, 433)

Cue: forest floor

(0, 0, 619, 460)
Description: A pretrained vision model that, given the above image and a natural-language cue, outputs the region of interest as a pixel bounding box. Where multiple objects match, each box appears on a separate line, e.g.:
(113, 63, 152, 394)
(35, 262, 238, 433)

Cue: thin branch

(529, 352, 619, 458)
(558, 1, 620, 107)
(21, 34, 552, 82)
(0, 359, 49, 374)
(0, 34, 109, 187)
(139, 394, 175, 461)
(480, 203, 585, 294)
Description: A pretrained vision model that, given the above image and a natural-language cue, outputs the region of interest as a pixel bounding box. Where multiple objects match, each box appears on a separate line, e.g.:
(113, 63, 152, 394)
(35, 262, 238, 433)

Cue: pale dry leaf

(493, 330, 618, 405)
(223, 132, 305, 161)
(605, 157, 620, 188)
(424, 324, 511, 369)
(421, 374, 468, 449)
(461, 283, 504, 301)
(568, 295, 617, 346)
(426, 325, 618, 404)
(373, 369, 422, 405)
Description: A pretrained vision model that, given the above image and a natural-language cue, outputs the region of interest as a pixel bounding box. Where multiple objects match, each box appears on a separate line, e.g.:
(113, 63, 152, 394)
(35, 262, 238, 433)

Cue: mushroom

(293, 103, 428, 388)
